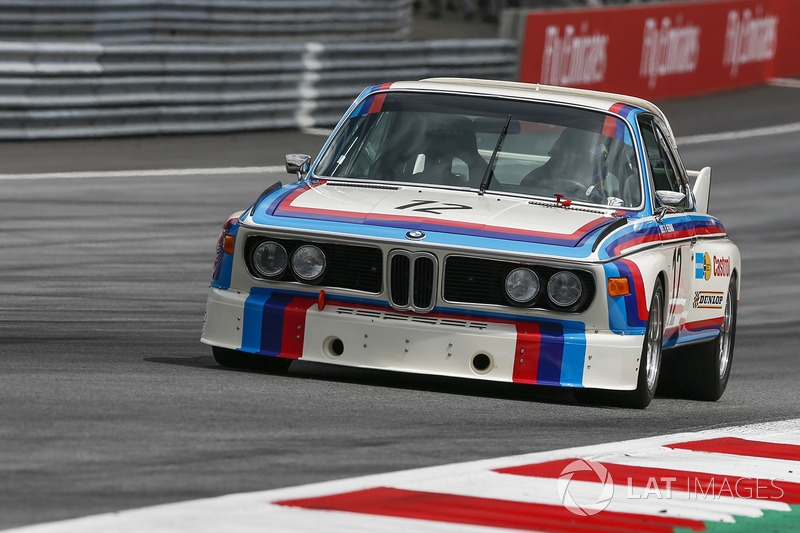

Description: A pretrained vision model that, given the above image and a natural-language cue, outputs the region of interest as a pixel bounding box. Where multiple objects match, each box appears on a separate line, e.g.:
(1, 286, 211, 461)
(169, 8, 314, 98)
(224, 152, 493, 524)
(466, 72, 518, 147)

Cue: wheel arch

(655, 270, 669, 314)
(640, 268, 668, 325)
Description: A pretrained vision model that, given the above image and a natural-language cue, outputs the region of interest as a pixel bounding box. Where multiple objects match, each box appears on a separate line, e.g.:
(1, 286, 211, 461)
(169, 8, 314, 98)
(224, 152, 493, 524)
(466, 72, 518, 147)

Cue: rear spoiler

(687, 167, 711, 214)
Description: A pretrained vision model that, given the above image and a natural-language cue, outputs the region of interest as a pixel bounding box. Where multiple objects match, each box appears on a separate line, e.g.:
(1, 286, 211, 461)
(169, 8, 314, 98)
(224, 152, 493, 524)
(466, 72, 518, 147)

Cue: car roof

(383, 77, 674, 139)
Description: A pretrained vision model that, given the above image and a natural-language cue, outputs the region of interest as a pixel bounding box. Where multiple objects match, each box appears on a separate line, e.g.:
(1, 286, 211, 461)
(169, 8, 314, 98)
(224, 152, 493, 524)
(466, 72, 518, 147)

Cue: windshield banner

(518, 0, 799, 99)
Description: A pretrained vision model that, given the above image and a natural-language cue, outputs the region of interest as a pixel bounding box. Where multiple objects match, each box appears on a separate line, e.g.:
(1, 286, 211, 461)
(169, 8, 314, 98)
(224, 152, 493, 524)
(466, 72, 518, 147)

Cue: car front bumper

(201, 287, 644, 391)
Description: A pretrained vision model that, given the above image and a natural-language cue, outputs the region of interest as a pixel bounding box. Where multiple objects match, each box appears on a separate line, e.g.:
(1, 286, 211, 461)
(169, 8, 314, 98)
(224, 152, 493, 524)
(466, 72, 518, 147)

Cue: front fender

(603, 250, 666, 334)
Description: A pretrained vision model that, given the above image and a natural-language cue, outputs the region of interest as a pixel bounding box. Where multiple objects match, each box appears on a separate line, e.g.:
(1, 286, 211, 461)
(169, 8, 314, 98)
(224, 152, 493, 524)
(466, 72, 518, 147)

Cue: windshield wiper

(479, 114, 511, 196)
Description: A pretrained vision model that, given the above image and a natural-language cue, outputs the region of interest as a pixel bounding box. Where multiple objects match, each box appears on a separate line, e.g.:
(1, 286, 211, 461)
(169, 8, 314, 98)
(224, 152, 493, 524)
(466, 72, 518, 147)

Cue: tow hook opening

(325, 337, 345, 357)
(471, 352, 493, 374)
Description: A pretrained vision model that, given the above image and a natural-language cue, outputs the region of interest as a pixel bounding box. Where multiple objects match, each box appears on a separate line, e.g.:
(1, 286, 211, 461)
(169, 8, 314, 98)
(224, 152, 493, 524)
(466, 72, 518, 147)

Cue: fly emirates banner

(519, 0, 800, 99)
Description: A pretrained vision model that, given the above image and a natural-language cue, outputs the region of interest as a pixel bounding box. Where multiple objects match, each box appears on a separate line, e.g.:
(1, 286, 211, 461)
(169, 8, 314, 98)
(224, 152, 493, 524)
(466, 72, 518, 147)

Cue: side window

(654, 121, 694, 211)
(654, 126, 682, 192)
(639, 118, 661, 161)
(638, 117, 676, 192)
(638, 116, 691, 209)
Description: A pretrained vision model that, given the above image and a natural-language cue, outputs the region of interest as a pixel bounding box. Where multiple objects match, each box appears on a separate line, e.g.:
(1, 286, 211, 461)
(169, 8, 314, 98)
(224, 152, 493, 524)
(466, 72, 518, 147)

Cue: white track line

(0, 165, 284, 181)
(770, 77, 800, 89)
(302, 127, 334, 137)
(676, 121, 800, 145)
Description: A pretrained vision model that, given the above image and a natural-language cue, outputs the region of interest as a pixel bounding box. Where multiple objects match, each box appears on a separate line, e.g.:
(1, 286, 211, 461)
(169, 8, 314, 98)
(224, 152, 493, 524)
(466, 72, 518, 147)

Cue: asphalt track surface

(1, 82, 799, 530)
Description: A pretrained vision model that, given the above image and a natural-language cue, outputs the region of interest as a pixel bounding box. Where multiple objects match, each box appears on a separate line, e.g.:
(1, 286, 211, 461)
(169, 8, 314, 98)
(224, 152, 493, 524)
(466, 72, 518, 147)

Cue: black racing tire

(622, 281, 665, 409)
(662, 277, 737, 401)
(212, 346, 293, 373)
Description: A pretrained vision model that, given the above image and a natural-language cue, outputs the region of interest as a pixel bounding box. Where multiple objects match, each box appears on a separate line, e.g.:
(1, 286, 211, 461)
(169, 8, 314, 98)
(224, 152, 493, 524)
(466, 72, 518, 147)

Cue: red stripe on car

(620, 258, 648, 322)
(512, 323, 542, 384)
(279, 297, 316, 359)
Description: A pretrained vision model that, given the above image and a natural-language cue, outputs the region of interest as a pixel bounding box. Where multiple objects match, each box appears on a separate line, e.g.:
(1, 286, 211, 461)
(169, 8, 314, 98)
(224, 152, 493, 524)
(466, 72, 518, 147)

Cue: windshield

(315, 92, 642, 208)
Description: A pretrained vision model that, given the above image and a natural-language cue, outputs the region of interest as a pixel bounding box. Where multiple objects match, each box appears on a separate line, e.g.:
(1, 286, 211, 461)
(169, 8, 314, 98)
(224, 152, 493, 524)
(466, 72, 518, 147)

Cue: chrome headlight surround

(547, 270, 583, 308)
(291, 245, 326, 281)
(504, 267, 540, 305)
(252, 241, 288, 278)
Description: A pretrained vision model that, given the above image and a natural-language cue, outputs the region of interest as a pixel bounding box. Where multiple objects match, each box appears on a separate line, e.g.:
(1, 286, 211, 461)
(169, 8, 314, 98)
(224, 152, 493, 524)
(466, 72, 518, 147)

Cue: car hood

(253, 181, 622, 249)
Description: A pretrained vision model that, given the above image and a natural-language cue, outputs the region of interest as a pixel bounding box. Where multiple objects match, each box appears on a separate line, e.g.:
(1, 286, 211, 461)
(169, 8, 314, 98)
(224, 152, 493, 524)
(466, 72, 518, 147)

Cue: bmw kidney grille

(388, 250, 437, 313)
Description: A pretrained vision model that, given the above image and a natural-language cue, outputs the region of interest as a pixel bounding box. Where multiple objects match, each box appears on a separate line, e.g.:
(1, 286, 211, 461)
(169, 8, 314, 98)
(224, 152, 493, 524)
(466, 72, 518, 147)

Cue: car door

(638, 115, 696, 348)
(661, 127, 735, 348)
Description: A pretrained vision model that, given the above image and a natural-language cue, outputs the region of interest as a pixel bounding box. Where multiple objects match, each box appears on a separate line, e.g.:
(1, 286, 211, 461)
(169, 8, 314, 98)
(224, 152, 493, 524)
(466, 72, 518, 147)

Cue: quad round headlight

(252, 241, 288, 278)
(547, 271, 583, 307)
(291, 245, 326, 281)
(504, 267, 540, 304)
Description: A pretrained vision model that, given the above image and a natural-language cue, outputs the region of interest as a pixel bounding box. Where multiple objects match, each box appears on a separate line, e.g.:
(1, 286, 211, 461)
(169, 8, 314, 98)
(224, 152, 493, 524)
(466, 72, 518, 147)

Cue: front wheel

(624, 282, 665, 409)
(573, 282, 664, 409)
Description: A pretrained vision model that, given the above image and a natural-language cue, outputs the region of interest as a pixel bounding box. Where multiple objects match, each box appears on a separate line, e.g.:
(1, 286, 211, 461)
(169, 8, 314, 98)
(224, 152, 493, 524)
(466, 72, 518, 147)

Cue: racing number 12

(395, 200, 472, 215)
(669, 248, 682, 317)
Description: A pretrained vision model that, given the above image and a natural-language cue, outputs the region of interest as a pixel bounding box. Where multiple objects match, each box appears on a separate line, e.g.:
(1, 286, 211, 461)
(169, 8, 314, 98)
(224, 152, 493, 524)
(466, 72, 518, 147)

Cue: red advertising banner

(519, 0, 800, 100)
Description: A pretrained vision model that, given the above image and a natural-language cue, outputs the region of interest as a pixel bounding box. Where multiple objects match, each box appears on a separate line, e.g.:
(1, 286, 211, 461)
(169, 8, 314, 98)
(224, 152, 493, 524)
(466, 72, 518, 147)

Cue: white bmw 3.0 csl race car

(202, 78, 740, 408)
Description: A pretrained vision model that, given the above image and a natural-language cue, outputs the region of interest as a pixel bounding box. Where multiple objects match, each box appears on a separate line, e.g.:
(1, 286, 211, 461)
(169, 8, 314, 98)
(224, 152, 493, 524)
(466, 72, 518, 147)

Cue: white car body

(202, 78, 741, 407)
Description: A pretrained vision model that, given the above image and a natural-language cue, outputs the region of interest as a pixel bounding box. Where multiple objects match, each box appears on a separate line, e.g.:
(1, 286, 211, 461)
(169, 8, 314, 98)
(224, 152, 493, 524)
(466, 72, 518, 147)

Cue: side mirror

(285, 153, 311, 180)
(655, 190, 686, 208)
(655, 190, 686, 223)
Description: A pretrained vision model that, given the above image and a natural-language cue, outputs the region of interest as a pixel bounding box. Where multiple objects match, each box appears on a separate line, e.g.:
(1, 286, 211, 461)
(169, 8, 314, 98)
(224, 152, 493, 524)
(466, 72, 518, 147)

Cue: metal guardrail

(0, 0, 414, 43)
(0, 39, 518, 139)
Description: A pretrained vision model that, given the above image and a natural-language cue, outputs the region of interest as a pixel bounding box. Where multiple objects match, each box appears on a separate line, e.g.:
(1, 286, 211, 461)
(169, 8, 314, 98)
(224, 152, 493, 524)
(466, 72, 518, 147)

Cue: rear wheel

(624, 282, 664, 409)
(212, 346, 292, 373)
(669, 278, 737, 401)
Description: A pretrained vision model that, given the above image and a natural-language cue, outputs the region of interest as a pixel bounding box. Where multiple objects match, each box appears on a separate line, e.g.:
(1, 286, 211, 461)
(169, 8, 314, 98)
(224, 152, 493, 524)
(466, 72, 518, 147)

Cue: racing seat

(411, 118, 485, 186)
